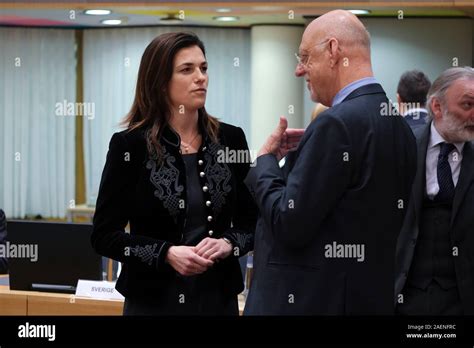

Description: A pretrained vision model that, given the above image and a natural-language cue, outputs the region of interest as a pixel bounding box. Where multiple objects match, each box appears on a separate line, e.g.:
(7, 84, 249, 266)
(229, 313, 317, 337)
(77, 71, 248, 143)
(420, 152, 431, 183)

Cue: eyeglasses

(294, 52, 310, 67)
(295, 39, 330, 68)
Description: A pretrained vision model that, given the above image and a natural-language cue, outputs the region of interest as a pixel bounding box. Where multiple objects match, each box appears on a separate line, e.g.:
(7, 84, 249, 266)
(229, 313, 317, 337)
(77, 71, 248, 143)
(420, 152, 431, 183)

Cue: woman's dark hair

(122, 32, 219, 159)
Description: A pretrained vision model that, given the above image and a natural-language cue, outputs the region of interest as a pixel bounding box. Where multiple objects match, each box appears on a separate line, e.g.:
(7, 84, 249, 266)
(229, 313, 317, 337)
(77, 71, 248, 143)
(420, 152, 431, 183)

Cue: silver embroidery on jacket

(146, 147, 184, 219)
(204, 142, 232, 214)
(130, 243, 158, 266)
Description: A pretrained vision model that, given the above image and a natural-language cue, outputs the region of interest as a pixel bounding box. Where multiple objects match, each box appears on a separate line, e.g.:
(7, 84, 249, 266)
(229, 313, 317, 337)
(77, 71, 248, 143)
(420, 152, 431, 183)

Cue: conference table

(0, 275, 245, 315)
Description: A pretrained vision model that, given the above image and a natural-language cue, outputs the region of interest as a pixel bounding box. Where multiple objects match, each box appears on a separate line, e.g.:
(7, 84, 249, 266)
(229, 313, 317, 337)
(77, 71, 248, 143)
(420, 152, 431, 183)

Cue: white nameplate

(75, 280, 124, 300)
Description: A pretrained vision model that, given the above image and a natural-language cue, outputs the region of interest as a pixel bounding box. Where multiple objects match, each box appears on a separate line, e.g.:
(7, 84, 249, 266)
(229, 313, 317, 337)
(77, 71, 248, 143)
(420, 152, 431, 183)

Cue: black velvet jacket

(0, 210, 8, 274)
(92, 119, 257, 297)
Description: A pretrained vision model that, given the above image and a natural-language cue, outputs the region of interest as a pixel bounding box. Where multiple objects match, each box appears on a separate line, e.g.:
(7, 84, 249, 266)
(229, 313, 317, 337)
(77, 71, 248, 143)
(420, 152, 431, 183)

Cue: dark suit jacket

(0, 209, 7, 274)
(404, 109, 428, 132)
(395, 122, 474, 314)
(244, 84, 417, 315)
(92, 118, 257, 298)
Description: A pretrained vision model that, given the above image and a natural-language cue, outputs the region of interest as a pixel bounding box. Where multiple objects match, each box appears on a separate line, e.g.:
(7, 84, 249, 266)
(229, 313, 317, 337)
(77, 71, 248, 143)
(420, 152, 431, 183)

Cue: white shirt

(425, 122, 464, 199)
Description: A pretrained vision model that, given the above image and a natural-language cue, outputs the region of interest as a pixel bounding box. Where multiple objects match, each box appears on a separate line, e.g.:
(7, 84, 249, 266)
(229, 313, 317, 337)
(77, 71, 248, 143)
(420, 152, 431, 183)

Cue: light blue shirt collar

(332, 77, 379, 106)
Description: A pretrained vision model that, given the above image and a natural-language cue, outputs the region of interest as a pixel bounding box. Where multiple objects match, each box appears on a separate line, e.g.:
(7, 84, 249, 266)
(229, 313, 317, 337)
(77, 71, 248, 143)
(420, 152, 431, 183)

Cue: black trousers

(123, 268, 239, 316)
(397, 280, 463, 315)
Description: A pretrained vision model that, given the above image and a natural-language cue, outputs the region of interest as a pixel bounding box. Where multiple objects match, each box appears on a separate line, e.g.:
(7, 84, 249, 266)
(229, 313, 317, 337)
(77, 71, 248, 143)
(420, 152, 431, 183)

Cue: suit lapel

(396, 122, 429, 295)
(413, 123, 431, 224)
(451, 141, 474, 226)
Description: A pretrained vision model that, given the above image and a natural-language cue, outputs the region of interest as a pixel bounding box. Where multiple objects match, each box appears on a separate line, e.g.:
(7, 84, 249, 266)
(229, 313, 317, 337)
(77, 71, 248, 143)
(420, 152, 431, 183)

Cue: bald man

(244, 10, 417, 315)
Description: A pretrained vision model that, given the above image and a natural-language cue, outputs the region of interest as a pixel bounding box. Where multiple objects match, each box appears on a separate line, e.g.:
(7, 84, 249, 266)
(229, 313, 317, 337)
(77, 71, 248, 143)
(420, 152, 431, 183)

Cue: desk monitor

(7, 220, 102, 293)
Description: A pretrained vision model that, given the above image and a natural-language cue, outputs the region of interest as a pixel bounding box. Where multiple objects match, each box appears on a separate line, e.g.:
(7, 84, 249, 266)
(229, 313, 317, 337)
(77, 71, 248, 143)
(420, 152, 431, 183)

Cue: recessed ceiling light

(84, 9, 111, 16)
(252, 6, 285, 11)
(160, 14, 183, 24)
(216, 8, 231, 13)
(213, 16, 239, 22)
(349, 10, 371, 15)
(101, 19, 122, 25)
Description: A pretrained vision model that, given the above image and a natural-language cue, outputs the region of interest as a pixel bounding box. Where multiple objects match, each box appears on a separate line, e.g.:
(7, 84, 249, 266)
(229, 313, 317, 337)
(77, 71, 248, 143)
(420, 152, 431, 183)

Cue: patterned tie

(436, 142, 456, 202)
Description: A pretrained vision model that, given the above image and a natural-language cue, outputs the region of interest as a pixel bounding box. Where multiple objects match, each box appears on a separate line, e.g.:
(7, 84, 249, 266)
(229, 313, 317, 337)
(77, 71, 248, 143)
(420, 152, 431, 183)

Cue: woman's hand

(194, 237, 233, 261)
(165, 245, 214, 276)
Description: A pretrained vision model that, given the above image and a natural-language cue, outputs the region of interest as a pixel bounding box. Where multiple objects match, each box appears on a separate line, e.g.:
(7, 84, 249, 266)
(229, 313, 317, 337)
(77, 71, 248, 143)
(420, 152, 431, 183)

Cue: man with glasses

(244, 10, 416, 315)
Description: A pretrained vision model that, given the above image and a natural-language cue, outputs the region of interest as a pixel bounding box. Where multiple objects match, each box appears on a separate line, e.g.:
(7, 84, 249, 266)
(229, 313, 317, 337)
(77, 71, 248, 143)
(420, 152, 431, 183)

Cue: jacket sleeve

(91, 132, 173, 272)
(222, 127, 257, 257)
(244, 114, 353, 249)
(0, 210, 8, 274)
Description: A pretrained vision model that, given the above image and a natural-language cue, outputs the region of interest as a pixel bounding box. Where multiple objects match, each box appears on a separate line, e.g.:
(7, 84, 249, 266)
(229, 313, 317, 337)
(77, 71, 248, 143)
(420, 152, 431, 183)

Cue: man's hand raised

(257, 116, 305, 161)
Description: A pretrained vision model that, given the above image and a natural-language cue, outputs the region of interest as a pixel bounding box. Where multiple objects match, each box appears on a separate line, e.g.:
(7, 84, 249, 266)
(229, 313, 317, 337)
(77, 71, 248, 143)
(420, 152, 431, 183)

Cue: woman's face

(167, 45, 208, 113)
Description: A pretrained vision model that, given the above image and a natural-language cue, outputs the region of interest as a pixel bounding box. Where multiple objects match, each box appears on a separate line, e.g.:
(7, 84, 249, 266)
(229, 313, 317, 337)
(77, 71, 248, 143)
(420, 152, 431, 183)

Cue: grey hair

(426, 66, 474, 119)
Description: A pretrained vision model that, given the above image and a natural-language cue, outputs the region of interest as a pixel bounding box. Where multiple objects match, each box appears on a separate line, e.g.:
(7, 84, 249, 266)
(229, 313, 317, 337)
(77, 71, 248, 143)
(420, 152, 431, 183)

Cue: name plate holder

(75, 280, 124, 301)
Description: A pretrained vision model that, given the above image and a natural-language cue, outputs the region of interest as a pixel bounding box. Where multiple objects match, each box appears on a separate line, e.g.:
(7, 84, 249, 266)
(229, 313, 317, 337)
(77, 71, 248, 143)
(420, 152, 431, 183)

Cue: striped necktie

(436, 142, 456, 202)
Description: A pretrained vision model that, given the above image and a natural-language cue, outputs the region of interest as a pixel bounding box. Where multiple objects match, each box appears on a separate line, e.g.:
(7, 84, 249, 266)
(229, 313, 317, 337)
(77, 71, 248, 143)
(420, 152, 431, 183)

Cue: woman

(92, 32, 257, 315)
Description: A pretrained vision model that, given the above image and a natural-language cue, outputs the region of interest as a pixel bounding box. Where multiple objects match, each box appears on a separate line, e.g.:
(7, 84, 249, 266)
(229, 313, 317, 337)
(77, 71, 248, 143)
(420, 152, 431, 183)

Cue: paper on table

(75, 279, 124, 300)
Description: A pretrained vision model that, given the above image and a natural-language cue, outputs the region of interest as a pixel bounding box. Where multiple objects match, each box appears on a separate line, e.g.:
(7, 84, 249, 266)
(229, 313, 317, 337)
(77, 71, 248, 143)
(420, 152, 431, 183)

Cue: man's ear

(430, 97, 443, 120)
(396, 93, 402, 105)
(396, 93, 404, 114)
(328, 38, 340, 68)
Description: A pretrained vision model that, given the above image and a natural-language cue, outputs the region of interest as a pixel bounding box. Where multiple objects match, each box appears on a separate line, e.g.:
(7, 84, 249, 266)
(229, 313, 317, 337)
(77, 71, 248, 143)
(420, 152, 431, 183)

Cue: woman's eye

(181, 68, 191, 73)
(201, 66, 208, 72)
